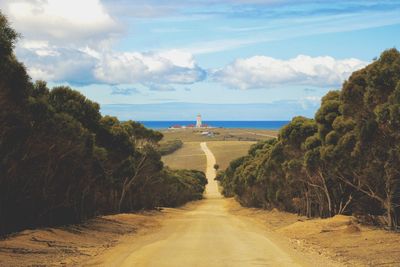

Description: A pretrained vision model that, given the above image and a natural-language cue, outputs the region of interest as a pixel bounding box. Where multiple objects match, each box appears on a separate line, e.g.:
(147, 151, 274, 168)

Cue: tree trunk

(319, 170, 332, 217)
(384, 169, 398, 229)
(305, 190, 311, 218)
(338, 194, 352, 214)
(118, 187, 128, 212)
(118, 155, 148, 212)
(387, 202, 393, 229)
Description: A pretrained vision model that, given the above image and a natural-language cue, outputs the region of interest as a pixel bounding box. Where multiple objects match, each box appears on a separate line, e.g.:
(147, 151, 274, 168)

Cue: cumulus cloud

(17, 42, 206, 87)
(0, 0, 123, 84)
(0, 0, 208, 88)
(17, 42, 98, 85)
(212, 55, 368, 89)
(94, 50, 206, 85)
(1, 0, 120, 45)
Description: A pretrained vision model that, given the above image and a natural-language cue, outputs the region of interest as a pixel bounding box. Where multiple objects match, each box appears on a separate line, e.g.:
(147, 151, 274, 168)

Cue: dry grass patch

(162, 141, 257, 172)
(161, 128, 277, 142)
(207, 141, 256, 170)
(162, 142, 206, 172)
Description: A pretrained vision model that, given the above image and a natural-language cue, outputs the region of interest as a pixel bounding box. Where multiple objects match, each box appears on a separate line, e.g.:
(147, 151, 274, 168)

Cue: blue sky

(1, 0, 400, 120)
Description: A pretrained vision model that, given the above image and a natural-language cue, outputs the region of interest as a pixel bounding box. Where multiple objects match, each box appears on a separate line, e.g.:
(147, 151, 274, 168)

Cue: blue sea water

(140, 121, 289, 130)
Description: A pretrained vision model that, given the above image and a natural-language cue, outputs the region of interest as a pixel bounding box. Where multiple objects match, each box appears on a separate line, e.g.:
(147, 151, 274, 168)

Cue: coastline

(140, 120, 290, 130)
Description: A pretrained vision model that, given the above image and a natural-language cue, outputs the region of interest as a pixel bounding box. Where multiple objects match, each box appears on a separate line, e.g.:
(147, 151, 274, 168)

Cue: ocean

(140, 121, 289, 130)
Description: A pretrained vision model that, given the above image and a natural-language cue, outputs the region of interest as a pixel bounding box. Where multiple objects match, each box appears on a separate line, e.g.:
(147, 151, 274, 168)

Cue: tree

(49, 86, 101, 132)
(0, 12, 207, 235)
(217, 49, 400, 228)
(338, 49, 400, 228)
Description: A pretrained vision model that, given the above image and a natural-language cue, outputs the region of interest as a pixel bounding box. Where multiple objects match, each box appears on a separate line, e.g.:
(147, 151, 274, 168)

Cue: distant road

(245, 131, 278, 138)
(91, 142, 304, 267)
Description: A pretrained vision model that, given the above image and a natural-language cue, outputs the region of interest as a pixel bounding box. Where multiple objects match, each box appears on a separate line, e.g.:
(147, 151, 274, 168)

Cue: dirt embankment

(226, 199, 400, 267)
(0, 211, 165, 266)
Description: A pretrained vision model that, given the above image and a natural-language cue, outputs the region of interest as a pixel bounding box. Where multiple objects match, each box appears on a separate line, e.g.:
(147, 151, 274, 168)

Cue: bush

(159, 139, 183, 155)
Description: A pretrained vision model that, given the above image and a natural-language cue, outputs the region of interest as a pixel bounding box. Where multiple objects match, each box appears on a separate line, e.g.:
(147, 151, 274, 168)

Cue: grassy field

(207, 141, 256, 170)
(161, 128, 278, 142)
(162, 142, 206, 171)
(162, 140, 263, 172)
(161, 128, 277, 172)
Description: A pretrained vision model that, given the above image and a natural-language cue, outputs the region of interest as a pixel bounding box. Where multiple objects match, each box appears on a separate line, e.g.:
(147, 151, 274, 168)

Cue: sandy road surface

(88, 142, 305, 267)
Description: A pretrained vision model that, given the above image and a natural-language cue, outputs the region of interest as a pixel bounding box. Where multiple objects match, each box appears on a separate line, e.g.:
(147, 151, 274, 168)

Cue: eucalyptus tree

(338, 49, 400, 228)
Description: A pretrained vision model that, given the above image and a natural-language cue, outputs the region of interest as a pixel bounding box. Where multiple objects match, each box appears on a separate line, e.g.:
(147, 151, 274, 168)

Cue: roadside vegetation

(0, 13, 206, 236)
(159, 139, 183, 155)
(159, 169, 208, 206)
(217, 48, 400, 229)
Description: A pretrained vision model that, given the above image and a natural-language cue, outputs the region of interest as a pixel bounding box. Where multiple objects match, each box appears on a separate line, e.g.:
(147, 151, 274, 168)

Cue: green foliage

(0, 14, 206, 236)
(218, 48, 400, 228)
(49, 86, 101, 132)
(156, 169, 207, 207)
(0, 13, 18, 58)
(158, 139, 183, 155)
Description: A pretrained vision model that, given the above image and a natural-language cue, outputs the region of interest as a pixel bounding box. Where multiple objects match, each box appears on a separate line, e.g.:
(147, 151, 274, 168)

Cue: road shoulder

(225, 197, 400, 266)
(0, 209, 168, 266)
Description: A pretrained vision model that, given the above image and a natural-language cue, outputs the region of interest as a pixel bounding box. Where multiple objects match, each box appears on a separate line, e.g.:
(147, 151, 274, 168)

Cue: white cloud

(212, 55, 368, 89)
(2, 0, 120, 45)
(17, 43, 98, 84)
(0, 0, 372, 93)
(19, 40, 58, 57)
(17, 43, 206, 87)
(0, 0, 123, 84)
(94, 50, 206, 85)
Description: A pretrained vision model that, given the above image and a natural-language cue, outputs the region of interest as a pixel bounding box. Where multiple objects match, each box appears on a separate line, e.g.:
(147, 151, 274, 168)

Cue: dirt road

(88, 142, 307, 267)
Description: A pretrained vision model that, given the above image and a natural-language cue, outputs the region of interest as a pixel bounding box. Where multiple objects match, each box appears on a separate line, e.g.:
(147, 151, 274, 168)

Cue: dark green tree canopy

(218, 48, 400, 227)
(0, 13, 207, 235)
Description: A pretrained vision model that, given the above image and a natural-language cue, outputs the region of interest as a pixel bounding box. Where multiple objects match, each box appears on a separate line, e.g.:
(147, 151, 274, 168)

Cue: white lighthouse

(196, 114, 202, 128)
